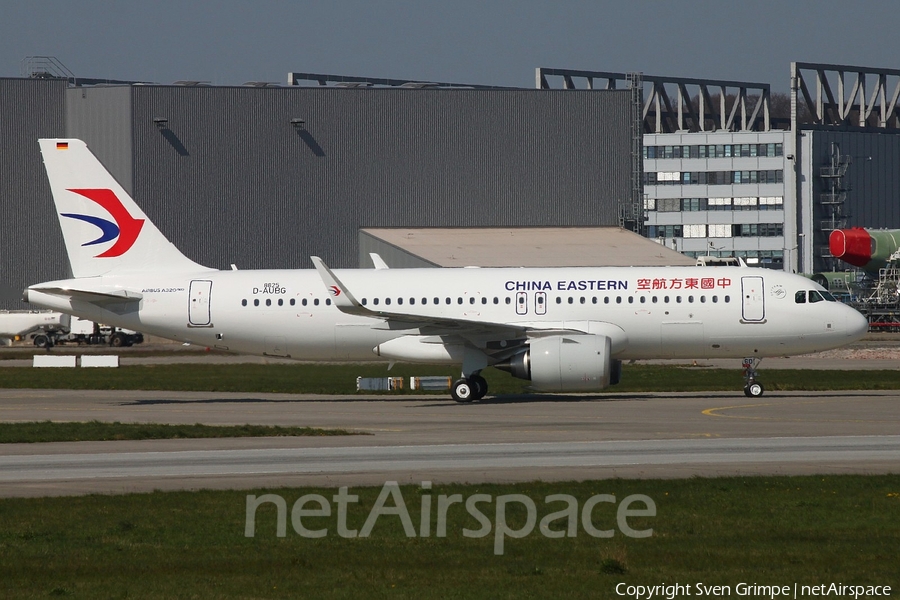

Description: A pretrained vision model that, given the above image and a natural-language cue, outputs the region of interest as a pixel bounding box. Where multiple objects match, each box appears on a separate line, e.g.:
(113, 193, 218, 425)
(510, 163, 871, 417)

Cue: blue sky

(3, 1, 900, 91)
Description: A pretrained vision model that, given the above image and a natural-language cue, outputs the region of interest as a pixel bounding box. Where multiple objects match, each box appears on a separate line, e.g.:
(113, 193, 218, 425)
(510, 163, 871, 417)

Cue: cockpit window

(796, 289, 836, 304)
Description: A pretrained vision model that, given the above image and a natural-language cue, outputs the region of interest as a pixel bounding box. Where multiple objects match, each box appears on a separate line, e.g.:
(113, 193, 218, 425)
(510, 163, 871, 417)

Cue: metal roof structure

(359, 227, 695, 268)
(537, 67, 774, 133)
(791, 62, 900, 130)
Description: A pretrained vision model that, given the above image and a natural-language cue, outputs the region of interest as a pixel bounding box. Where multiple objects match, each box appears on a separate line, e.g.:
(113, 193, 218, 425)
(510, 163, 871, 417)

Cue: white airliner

(25, 139, 869, 400)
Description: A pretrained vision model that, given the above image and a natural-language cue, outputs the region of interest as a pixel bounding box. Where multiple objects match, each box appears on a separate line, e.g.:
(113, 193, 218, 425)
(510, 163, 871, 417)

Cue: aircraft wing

(311, 257, 622, 353)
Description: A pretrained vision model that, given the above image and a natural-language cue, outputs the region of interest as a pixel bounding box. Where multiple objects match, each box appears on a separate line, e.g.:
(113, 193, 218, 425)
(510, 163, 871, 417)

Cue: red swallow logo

(329, 286, 342, 297)
(62, 189, 145, 258)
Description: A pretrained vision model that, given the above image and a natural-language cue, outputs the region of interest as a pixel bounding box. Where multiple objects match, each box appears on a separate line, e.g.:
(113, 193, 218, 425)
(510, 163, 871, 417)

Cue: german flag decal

(56, 142, 69, 150)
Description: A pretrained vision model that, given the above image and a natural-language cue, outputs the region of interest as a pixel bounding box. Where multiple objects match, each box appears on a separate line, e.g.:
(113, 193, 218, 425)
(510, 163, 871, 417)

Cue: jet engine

(496, 334, 618, 392)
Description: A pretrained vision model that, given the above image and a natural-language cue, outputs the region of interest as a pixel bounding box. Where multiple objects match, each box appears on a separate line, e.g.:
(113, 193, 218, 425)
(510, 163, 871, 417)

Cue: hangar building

(0, 67, 637, 309)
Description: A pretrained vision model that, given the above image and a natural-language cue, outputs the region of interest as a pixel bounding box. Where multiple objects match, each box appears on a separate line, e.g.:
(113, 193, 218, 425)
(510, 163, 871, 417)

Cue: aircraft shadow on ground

(412, 393, 656, 407)
(119, 394, 646, 407)
(118, 390, 834, 408)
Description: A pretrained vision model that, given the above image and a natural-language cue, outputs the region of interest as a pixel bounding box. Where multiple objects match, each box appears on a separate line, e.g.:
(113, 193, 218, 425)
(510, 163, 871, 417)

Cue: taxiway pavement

(0, 389, 897, 496)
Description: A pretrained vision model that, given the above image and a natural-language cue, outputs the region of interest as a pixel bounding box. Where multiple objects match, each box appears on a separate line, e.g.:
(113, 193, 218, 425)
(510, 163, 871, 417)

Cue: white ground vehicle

(48, 316, 144, 348)
(0, 310, 143, 348)
(0, 310, 68, 346)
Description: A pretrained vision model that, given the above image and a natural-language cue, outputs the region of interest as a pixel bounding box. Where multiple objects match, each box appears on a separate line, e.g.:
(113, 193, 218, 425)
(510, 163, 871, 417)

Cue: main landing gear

(451, 373, 488, 402)
(742, 358, 764, 397)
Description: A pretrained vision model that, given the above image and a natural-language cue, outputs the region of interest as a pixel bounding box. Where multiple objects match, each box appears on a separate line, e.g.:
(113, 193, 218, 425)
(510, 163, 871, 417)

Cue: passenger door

(741, 276, 765, 322)
(188, 280, 213, 327)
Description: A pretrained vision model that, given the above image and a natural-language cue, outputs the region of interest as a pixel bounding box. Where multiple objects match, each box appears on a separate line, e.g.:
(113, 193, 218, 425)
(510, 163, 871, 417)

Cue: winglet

(369, 253, 390, 270)
(310, 256, 372, 316)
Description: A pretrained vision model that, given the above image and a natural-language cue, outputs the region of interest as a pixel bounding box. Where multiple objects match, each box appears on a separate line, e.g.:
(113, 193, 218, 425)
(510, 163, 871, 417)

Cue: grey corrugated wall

(0, 78, 67, 307)
(129, 86, 632, 270)
(0, 81, 632, 309)
(66, 86, 133, 195)
(812, 130, 900, 229)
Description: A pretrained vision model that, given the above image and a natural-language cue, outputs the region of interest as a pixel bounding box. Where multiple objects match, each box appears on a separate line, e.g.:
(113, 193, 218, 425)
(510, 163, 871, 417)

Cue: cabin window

(616, 296, 622, 304)
(700, 296, 706, 303)
(688, 295, 694, 303)
(457, 298, 463, 305)
(446, 298, 451, 305)
(325, 299, 331, 306)
(241, 299, 247, 307)
(664, 296, 670, 303)
(385, 298, 392, 305)
(652, 296, 658, 303)
(556, 297, 562, 304)
(604, 297, 610, 304)
(397, 298, 403, 305)
(470, 298, 476, 305)
(628, 297, 634, 304)
(361, 298, 367, 305)
(265, 299, 271, 307)
(593, 297, 598, 304)
(580, 297, 586, 304)
(302, 299, 308, 306)
(639, 296, 646, 304)
(568, 297, 574, 304)
(373, 298, 379, 306)
(314, 299, 320, 306)
(482, 297, 487, 304)
(505, 297, 511, 305)
(409, 298, 415, 305)
(724, 295, 730, 303)
(290, 298, 296, 306)
(254, 299, 260, 306)
(712, 296, 718, 303)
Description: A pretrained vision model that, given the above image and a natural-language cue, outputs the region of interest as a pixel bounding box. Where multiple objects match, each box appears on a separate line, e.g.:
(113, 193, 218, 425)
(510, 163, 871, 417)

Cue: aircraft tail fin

(38, 139, 211, 278)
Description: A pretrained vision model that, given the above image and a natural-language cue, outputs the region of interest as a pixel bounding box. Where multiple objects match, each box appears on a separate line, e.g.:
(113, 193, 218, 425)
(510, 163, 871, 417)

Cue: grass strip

(0, 363, 898, 394)
(0, 475, 897, 598)
(0, 420, 358, 443)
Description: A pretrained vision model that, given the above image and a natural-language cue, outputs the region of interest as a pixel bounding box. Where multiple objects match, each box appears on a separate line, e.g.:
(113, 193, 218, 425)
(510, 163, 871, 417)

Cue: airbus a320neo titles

(25, 139, 869, 400)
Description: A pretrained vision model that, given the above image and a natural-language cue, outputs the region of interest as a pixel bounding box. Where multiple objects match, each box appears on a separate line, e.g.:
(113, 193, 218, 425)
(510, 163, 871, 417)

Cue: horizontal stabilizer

(27, 285, 143, 305)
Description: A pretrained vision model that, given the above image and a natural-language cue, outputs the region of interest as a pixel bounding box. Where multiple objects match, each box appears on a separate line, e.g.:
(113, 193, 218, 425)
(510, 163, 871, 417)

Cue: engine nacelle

(498, 334, 614, 392)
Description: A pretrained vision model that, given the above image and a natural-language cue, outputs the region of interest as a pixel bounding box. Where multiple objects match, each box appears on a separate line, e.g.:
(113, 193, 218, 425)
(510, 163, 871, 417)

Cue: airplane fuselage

(27, 265, 867, 363)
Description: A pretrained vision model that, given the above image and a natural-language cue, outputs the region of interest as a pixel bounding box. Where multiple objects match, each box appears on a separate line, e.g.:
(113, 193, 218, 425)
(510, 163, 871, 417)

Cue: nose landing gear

(742, 358, 764, 397)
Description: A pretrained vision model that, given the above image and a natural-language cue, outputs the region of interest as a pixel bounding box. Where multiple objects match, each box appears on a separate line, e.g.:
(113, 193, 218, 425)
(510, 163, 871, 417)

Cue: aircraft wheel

(469, 375, 488, 400)
(451, 378, 474, 403)
(744, 382, 764, 398)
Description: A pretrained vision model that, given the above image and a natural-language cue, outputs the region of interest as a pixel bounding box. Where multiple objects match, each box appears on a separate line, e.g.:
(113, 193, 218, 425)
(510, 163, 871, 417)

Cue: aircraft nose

(845, 308, 869, 341)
